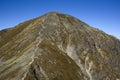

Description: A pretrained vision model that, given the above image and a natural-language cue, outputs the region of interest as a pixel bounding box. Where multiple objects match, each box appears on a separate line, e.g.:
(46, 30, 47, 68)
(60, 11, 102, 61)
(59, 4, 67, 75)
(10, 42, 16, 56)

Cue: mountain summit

(0, 12, 120, 80)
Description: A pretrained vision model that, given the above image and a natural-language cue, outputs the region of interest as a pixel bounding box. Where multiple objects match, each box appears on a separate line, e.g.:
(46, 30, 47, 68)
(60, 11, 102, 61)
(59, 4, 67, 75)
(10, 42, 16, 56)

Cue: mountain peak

(45, 12, 61, 14)
(0, 12, 120, 80)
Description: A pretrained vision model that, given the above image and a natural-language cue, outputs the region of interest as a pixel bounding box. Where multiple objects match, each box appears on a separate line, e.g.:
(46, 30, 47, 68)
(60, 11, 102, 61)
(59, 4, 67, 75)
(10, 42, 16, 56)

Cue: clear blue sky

(0, 0, 120, 39)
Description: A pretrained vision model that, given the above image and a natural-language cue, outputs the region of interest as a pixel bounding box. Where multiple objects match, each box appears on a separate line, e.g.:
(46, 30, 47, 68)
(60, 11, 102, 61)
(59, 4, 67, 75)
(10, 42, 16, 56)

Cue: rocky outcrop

(0, 12, 120, 80)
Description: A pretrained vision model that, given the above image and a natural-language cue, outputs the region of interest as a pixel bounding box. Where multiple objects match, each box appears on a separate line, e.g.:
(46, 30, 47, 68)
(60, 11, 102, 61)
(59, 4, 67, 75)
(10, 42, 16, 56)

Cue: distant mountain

(0, 12, 120, 80)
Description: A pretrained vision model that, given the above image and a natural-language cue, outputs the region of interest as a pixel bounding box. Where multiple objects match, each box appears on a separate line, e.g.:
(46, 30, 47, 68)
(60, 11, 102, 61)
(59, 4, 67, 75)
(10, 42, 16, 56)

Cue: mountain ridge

(0, 12, 120, 80)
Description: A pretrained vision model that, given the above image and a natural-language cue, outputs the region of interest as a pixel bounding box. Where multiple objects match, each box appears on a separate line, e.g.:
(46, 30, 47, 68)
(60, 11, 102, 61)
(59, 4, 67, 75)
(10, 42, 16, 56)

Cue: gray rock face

(0, 12, 120, 80)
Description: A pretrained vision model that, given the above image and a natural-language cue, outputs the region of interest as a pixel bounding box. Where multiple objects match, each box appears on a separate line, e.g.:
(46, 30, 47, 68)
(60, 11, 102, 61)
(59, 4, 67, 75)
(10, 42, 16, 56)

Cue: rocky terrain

(0, 12, 120, 80)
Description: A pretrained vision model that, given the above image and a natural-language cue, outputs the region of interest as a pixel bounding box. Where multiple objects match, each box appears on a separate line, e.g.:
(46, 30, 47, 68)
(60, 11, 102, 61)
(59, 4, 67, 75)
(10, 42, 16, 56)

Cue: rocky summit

(0, 12, 120, 80)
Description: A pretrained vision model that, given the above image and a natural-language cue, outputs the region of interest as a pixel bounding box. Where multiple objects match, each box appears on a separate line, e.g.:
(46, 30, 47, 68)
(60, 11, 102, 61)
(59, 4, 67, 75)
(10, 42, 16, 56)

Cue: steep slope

(0, 12, 120, 80)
